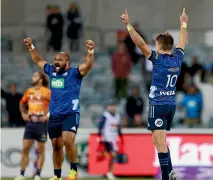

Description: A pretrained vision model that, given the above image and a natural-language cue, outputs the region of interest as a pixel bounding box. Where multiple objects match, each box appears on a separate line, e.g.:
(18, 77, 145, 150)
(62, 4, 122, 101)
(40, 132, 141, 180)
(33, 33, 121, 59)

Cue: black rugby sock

(167, 147, 173, 174)
(20, 169, 25, 176)
(158, 152, 169, 180)
(54, 169, 61, 178)
(36, 169, 41, 176)
(70, 162, 78, 172)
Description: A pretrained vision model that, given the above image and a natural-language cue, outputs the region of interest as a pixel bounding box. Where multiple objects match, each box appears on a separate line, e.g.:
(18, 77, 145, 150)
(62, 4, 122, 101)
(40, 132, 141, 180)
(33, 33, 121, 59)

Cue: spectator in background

(176, 61, 188, 92)
(67, 3, 83, 52)
(45, 4, 53, 51)
(112, 41, 132, 100)
(46, 5, 64, 52)
(194, 74, 213, 127)
(181, 84, 203, 127)
(188, 56, 205, 82)
(124, 87, 144, 127)
(1, 99, 8, 127)
(124, 22, 147, 64)
(1, 83, 25, 127)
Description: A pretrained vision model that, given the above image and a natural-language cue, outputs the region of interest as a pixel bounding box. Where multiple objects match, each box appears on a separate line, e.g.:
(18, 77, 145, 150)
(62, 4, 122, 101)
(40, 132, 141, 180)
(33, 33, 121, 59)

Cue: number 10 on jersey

(166, 75, 178, 88)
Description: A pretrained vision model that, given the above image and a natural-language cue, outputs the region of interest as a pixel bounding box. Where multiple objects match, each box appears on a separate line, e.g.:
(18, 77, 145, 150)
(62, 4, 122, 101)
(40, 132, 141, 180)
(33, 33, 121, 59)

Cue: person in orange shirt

(15, 72, 50, 180)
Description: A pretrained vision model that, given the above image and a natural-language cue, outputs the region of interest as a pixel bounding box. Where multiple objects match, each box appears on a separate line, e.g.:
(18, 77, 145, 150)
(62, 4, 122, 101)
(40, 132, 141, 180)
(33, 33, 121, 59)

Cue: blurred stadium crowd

(1, 1, 213, 129)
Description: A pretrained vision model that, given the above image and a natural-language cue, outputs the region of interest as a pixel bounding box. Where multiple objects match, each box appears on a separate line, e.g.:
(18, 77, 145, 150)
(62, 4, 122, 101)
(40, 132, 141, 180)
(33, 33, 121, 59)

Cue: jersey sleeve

(98, 115, 106, 136)
(44, 63, 54, 76)
(20, 90, 28, 104)
(174, 48, 184, 62)
(118, 115, 122, 136)
(74, 67, 83, 79)
(148, 50, 157, 64)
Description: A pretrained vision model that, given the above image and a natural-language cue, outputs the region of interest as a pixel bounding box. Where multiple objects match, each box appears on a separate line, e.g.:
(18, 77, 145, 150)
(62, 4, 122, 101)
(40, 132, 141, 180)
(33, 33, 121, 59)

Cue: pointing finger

(182, 8, 185, 14)
(125, 8, 128, 16)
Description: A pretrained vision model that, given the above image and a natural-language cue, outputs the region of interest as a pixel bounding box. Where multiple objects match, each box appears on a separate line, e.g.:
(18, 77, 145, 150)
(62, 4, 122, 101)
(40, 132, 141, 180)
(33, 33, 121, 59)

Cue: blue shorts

(104, 142, 115, 153)
(24, 122, 47, 142)
(48, 113, 80, 139)
(148, 105, 176, 131)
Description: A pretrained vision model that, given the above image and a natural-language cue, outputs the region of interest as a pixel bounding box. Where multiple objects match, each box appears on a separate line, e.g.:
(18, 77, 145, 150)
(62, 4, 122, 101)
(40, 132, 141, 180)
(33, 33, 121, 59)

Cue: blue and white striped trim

(150, 105, 155, 118)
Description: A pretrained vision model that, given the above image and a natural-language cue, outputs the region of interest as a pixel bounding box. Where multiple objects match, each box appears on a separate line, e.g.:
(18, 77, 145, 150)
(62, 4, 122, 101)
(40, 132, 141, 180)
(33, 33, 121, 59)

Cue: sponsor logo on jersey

(51, 78, 64, 88)
(168, 67, 180, 72)
(155, 119, 163, 127)
(160, 91, 175, 96)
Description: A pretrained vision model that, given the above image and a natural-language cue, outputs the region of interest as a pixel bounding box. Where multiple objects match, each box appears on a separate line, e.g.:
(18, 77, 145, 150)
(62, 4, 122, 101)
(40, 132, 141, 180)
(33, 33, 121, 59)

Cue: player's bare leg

(33, 142, 45, 180)
(49, 137, 64, 180)
(107, 152, 116, 180)
(152, 130, 169, 180)
(15, 139, 34, 180)
(109, 152, 116, 172)
(63, 131, 78, 180)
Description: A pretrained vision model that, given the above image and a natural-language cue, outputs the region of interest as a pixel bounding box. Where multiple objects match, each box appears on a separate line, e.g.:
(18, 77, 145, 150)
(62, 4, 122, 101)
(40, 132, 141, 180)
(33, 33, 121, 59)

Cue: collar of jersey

(53, 69, 68, 75)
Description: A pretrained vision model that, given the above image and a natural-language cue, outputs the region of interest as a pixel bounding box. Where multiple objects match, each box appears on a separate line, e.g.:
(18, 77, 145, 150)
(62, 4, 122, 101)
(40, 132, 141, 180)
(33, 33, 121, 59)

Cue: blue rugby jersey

(44, 64, 83, 116)
(148, 48, 184, 105)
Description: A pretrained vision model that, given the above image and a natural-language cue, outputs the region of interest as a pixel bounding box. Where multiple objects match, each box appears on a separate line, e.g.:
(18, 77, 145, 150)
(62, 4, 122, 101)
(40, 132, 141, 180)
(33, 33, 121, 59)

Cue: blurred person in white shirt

(98, 100, 124, 180)
(194, 74, 213, 127)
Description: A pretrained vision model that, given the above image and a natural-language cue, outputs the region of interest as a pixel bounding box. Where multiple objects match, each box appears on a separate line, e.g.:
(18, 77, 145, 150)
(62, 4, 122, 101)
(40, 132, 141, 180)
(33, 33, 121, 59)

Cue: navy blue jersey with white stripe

(148, 48, 184, 105)
(44, 64, 83, 116)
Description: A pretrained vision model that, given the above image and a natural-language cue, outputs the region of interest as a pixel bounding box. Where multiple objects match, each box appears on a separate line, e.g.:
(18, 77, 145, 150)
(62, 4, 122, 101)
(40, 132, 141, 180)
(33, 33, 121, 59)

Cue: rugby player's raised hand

(86, 40, 95, 52)
(24, 38, 33, 50)
(120, 8, 129, 25)
(180, 8, 189, 24)
(177, 8, 189, 50)
(120, 8, 151, 58)
(23, 38, 47, 70)
(78, 40, 95, 77)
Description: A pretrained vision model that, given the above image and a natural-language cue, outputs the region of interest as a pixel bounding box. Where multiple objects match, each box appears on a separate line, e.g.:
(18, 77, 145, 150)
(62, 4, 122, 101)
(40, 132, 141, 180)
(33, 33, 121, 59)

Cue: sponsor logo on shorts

(40, 134, 47, 142)
(155, 119, 163, 127)
(51, 78, 64, 88)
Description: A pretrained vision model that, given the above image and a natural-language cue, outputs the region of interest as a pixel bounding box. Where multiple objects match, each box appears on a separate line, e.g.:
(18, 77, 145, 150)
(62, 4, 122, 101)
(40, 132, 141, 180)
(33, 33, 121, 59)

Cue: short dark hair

(156, 32, 174, 51)
(38, 72, 49, 87)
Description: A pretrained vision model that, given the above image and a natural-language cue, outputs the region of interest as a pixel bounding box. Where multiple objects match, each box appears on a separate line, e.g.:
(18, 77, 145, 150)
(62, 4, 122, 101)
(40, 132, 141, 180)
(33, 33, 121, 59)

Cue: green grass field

(2, 178, 153, 180)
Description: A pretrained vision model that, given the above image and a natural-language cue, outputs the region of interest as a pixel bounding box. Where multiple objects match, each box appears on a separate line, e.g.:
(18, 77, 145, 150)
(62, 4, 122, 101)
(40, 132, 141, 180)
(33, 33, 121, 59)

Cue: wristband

(126, 24, 134, 31)
(46, 112, 50, 118)
(181, 22, 187, 28)
(29, 44, 35, 51)
(88, 49, 94, 54)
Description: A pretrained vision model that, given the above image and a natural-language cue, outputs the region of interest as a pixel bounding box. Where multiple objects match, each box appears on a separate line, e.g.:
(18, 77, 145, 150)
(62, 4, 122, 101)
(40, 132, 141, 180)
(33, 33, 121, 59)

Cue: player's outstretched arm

(176, 8, 189, 50)
(120, 9, 151, 58)
(23, 38, 47, 70)
(78, 40, 95, 76)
